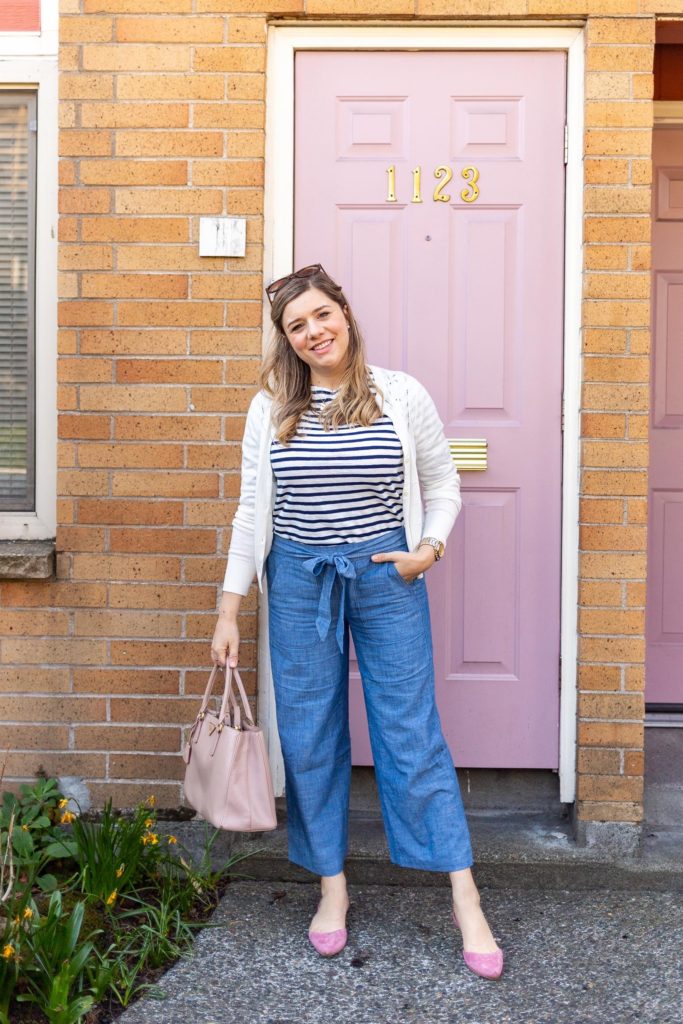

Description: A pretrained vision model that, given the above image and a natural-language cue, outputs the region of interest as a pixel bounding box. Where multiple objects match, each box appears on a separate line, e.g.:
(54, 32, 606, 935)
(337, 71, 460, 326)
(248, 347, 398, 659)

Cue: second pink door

(294, 50, 567, 768)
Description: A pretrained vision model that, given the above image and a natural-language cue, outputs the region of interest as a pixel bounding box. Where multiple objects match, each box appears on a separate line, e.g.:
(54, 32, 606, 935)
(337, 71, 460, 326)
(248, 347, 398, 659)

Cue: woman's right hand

(211, 615, 240, 669)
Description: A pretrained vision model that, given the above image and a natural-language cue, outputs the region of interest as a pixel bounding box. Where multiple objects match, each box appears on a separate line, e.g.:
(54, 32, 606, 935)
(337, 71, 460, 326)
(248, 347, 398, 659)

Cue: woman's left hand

(371, 546, 436, 583)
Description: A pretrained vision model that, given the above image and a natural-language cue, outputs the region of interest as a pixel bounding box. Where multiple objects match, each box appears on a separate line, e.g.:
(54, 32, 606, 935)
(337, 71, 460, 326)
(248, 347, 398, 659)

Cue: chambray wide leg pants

(266, 525, 474, 877)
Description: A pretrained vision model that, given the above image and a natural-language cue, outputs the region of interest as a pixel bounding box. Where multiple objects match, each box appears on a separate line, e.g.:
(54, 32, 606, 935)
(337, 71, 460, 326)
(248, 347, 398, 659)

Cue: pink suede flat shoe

(308, 928, 347, 957)
(452, 910, 504, 980)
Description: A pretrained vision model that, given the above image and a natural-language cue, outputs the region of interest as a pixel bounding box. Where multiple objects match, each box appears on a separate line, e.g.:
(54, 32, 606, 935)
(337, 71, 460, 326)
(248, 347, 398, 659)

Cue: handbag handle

(197, 664, 255, 730)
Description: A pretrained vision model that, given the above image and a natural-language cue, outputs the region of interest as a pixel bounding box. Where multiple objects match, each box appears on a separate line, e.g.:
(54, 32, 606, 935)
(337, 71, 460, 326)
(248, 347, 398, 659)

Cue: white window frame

(0, 1, 58, 539)
(262, 23, 585, 805)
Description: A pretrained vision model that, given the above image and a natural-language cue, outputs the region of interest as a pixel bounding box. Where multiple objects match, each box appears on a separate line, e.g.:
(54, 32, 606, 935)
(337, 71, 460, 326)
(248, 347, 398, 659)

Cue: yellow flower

(21, 824, 29, 832)
(2, 944, 14, 960)
(144, 818, 154, 828)
(106, 890, 118, 906)
(58, 798, 69, 809)
(115, 864, 125, 878)
(22, 907, 33, 920)
(167, 835, 178, 845)
(60, 810, 76, 825)
(141, 831, 159, 846)
(145, 795, 155, 808)
(12, 916, 20, 928)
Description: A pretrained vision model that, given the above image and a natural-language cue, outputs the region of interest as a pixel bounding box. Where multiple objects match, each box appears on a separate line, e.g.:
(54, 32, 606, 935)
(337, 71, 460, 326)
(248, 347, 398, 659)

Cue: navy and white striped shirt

(270, 386, 405, 544)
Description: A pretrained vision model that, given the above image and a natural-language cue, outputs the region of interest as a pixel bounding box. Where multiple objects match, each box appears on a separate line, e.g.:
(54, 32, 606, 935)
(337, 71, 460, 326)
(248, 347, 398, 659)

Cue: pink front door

(294, 50, 566, 767)
(646, 126, 683, 705)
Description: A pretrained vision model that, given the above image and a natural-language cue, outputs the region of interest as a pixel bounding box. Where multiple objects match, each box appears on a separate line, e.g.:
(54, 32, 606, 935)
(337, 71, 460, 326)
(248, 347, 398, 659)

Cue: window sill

(0, 539, 55, 579)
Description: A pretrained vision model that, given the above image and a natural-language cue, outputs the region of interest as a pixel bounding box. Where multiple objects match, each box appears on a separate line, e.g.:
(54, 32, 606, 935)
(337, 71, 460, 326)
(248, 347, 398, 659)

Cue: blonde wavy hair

(260, 268, 383, 445)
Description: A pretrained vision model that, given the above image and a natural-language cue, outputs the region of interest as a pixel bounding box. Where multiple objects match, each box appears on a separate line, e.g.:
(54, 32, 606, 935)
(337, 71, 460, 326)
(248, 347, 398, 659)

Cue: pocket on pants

(387, 561, 416, 588)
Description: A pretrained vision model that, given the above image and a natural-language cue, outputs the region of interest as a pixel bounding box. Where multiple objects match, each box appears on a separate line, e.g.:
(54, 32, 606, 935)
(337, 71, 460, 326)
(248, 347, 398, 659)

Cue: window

(0, 91, 37, 513)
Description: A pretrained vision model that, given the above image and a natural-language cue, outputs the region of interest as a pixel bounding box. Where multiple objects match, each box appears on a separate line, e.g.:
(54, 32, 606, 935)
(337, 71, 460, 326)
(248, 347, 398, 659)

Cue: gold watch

(418, 537, 445, 561)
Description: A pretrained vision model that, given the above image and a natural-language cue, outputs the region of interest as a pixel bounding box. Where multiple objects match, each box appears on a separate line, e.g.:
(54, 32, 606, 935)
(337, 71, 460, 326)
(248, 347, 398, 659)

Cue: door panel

(294, 50, 566, 767)
(646, 126, 683, 704)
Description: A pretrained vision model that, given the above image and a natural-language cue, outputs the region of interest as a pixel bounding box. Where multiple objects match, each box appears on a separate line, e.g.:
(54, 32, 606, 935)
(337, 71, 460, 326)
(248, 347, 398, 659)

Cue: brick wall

(0, 0, 657, 827)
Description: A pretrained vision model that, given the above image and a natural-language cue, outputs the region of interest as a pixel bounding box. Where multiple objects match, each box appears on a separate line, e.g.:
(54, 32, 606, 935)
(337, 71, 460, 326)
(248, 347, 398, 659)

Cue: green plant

(0, 780, 76, 893)
(17, 890, 100, 1024)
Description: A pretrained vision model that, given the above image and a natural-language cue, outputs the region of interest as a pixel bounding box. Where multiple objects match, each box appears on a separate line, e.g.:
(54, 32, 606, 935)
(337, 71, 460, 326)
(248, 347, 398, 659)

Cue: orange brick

(190, 386, 256, 413)
(60, 73, 114, 99)
(59, 217, 78, 241)
(585, 129, 652, 157)
(0, 668, 70, 693)
(58, 358, 112, 383)
(79, 385, 187, 412)
(579, 498, 624, 525)
(183, 554, 235, 585)
(186, 500, 233, 526)
(583, 300, 650, 328)
(115, 130, 222, 158)
(577, 748, 621, 773)
(56, 525, 107, 551)
(228, 16, 267, 42)
(77, 442, 183, 468)
(83, 44, 190, 72)
(81, 159, 187, 185)
(227, 189, 263, 215)
(117, 302, 223, 327)
(581, 470, 647, 497)
(82, 273, 188, 299)
(59, 300, 114, 327)
(116, 16, 224, 43)
(579, 636, 645, 664)
(114, 188, 222, 215)
(585, 245, 629, 270)
(626, 581, 646, 606)
(193, 159, 264, 187)
(186, 445, 241, 470)
(111, 471, 218, 498)
(585, 73, 631, 100)
(74, 609, 182, 636)
(60, 129, 112, 156)
(81, 102, 189, 128)
(578, 722, 643, 747)
(84, 0, 192, 10)
(579, 580, 623, 606)
(78, 498, 184, 525)
(586, 47, 654, 73)
(58, 469, 109, 496)
(0, 581, 106, 608)
(194, 103, 265, 130)
(116, 359, 221, 385)
(587, 18, 654, 45)
(108, 583, 217, 609)
(60, 244, 114, 270)
(117, 73, 225, 100)
(109, 753, 185, 780)
(59, 159, 76, 186)
(71, 553, 182, 582)
(226, 302, 262, 327)
(576, 801, 642, 823)
(3, 753, 105, 777)
(624, 750, 644, 775)
(581, 440, 648, 467)
(629, 244, 651, 270)
(582, 382, 648, 411)
(632, 74, 653, 100)
(0, 724, 69, 749)
(579, 608, 644, 634)
(194, 46, 265, 73)
(89, 782, 181, 809)
(81, 329, 187, 355)
(581, 413, 626, 438)
(0, 695, 106, 721)
(584, 217, 651, 243)
(114, 414, 220, 441)
(584, 190, 651, 216)
(192, 274, 261, 300)
(116, 244, 223, 272)
(625, 665, 645, 691)
(198, 0, 300, 9)
(227, 131, 264, 158)
(109, 527, 216, 554)
(585, 101, 652, 128)
(76, 725, 181, 751)
(81, 217, 188, 243)
(60, 44, 79, 71)
(59, 14, 113, 40)
(191, 329, 261, 355)
(59, 414, 111, 440)
(1, 610, 70, 636)
(583, 328, 627, 354)
(577, 774, 643, 802)
(580, 551, 647, 579)
(626, 498, 648, 523)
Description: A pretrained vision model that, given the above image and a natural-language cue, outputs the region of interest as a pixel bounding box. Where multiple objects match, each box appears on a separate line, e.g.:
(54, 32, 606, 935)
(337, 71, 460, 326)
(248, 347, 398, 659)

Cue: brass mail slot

(448, 438, 488, 472)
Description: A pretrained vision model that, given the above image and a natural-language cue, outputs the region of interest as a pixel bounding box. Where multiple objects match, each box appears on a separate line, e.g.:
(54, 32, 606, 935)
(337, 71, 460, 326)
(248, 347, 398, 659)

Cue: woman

(211, 265, 504, 980)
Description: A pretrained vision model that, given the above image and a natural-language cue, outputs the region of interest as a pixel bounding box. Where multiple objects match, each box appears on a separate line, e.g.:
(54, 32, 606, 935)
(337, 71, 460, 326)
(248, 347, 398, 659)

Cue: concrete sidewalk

(118, 811, 683, 1024)
(119, 879, 681, 1024)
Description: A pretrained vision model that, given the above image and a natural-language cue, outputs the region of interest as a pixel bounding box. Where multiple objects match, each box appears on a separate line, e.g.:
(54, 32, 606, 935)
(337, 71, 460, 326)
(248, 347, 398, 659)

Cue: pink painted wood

(294, 51, 566, 767)
(646, 126, 683, 705)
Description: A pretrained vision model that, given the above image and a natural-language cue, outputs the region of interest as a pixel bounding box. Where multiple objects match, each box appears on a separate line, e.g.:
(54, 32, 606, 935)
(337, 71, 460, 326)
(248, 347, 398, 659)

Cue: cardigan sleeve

(408, 377, 462, 544)
(222, 391, 266, 595)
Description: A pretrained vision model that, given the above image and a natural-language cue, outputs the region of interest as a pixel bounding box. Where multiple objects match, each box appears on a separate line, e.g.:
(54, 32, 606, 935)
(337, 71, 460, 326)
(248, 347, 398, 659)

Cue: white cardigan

(222, 364, 462, 595)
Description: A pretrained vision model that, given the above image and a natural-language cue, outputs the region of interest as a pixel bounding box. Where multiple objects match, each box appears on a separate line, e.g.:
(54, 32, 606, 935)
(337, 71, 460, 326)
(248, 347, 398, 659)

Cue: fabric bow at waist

(302, 553, 357, 653)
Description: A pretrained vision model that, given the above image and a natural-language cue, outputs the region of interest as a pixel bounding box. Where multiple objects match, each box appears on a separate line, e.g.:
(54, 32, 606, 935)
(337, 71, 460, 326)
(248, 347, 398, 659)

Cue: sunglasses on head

(265, 263, 327, 304)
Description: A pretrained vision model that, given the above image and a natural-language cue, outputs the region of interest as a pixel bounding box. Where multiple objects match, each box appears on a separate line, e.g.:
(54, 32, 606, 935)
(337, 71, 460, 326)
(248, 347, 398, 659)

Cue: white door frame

(260, 23, 585, 804)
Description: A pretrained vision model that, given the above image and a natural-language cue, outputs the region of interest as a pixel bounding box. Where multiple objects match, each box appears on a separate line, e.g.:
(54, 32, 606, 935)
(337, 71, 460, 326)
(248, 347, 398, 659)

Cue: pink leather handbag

(183, 664, 277, 832)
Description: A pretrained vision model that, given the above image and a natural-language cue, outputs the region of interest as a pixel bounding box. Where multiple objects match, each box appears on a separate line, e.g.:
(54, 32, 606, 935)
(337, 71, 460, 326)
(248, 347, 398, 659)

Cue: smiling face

(281, 286, 351, 389)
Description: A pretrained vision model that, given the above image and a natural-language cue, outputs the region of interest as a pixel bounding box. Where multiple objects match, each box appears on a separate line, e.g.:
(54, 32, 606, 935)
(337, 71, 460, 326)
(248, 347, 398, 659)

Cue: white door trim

(260, 23, 584, 804)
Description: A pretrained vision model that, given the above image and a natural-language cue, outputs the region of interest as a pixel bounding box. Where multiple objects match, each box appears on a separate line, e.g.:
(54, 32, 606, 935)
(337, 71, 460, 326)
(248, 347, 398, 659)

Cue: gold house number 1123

(385, 164, 480, 204)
